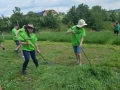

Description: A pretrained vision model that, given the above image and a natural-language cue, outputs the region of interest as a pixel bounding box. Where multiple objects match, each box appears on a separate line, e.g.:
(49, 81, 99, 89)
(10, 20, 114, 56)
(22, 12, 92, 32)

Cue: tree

(43, 11, 60, 28)
(62, 6, 77, 25)
(109, 11, 117, 22)
(76, 3, 90, 21)
(89, 6, 106, 30)
(10, 7, 24, 28)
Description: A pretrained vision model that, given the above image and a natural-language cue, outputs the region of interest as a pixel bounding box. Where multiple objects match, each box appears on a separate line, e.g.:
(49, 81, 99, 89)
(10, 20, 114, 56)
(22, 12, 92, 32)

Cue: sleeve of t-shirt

(34, 34, 38, 42)
(18, 33, 25, 41)
(67, 26, 75, 32)
(20, 28, 24, 32)
(67, 28, 72, 32)
(82, 28, 86, 36)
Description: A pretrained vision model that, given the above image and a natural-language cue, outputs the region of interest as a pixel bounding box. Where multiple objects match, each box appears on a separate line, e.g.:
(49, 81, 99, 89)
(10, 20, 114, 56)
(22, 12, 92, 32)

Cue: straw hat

(26, 24, 34, 28)
(76, 19, 87, 28)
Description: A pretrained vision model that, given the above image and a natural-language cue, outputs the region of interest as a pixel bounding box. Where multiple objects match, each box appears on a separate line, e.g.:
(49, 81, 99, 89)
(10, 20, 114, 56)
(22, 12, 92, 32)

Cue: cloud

(0, 0, 120, 17)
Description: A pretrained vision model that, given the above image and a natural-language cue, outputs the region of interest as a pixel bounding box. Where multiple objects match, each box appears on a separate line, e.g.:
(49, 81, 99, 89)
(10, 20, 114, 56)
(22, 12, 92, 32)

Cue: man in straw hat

(66, 19, 87, 65)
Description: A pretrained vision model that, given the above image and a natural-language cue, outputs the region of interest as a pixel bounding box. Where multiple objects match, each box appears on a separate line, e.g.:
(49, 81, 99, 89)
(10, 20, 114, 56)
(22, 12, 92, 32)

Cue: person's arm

(66, 27, 75, 34)
(34, 42, 40, 53)
(80, 36, 84, 47)
(15, 29, 21, 37)
(80, 28, 85, 47)
(19, 40, 30, 45)
(66, 30, 74, 34)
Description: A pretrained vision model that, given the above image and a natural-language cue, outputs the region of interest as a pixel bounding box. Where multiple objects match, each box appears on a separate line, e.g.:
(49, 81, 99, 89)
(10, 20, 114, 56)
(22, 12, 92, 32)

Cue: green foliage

(0, 4, 120, 32)
(62, 4, 90, 25)
(4, 30, 120, 45)
(43, 11, 60, 28)
(62, 4, 120, 31)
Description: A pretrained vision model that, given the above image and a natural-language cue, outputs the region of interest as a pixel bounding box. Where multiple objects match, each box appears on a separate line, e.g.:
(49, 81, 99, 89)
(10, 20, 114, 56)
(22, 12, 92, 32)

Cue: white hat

(76, 19, 87, 28)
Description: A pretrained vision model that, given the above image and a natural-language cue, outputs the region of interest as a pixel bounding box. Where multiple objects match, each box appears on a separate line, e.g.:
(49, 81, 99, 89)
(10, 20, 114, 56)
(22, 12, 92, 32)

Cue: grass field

(0, 39, 120, 90)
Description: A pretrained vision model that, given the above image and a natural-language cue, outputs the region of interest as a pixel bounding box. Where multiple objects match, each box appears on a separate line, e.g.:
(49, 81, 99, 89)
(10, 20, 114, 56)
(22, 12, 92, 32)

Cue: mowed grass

(0, 40, 120, 90)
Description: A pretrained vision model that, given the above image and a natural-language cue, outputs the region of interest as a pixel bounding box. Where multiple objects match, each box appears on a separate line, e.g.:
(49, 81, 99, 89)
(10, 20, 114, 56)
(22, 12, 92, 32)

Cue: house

(36, 9, 58, 16)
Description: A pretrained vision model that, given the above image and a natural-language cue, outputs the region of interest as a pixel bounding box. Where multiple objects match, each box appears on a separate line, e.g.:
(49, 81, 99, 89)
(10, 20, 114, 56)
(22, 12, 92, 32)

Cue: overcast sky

(0, 0, 120, 17)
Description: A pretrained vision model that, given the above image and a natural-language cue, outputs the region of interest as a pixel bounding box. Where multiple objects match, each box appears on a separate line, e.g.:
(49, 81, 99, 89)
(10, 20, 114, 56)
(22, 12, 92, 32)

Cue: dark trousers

(22, 50, 38, 71)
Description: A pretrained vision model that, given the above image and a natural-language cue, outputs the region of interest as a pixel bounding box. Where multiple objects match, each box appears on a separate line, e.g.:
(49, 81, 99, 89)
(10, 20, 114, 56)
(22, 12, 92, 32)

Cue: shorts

(14, 40, 20, 46)
(72, 45, 81, 54)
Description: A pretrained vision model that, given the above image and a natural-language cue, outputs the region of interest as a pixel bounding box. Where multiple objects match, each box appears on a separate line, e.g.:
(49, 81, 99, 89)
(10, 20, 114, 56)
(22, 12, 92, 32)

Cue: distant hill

(112, 9, 120, 12)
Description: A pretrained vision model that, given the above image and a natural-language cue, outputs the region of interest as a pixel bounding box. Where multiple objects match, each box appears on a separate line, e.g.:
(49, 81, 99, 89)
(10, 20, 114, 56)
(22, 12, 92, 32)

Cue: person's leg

(0, 43, 5, 50)
(117, 30, 119, 35)
(30, 50, 38, 67)
(75, 53, 81, 65)
(73, 46, 81, 65)
(22, 50, 30, 74)
(114, 30, 116, 35)
(14, 40, 21, 52)
(0, 85, 2, 90)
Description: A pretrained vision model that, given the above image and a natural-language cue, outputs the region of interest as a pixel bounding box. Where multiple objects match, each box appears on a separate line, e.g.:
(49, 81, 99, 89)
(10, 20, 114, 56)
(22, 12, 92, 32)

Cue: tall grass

(36, 32, 71, 42)
(3, 30, 120, 45)
(112, 36, 120, 45)
(84, 31, 114, 44)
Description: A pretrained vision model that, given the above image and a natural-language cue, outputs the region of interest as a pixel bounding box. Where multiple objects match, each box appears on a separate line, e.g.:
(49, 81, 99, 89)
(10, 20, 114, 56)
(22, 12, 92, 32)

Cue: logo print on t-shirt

(75, 31, 81, 34)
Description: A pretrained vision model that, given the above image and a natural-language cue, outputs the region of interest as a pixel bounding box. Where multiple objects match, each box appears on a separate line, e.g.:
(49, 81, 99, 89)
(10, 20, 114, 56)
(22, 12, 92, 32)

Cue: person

(15, 25, 26, 58)
(0, 85, 2, 90)
(15, 25, 26, 37)
(12, 24, 21, 53)
(0, 43, 5, 50)
(18, 24, 40, 75)
(66, 19, 87, 65)
(0, 31, 5, 50)
(113, 21, 120, 36)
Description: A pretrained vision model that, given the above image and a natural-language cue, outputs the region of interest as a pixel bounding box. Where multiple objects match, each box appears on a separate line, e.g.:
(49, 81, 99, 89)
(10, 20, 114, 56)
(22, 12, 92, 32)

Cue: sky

(0, 0, 120, 17)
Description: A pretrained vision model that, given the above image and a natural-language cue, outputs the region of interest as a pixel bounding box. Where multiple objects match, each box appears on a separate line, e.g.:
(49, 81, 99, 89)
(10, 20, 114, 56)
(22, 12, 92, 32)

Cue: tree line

(0, 3, 120, 32)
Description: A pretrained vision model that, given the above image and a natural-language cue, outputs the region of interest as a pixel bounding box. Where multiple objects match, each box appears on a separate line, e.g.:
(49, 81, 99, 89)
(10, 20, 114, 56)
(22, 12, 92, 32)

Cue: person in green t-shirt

(18, 24, 40, 75)
(66, 19, 87, 65)
(0, 43, 5, 50)
(15, 25, 26, 37)
(113, 21, 120, 36)
(0, 31, 5, 50)
(15, 25, 26, 58)
(11, 24, 21, 53)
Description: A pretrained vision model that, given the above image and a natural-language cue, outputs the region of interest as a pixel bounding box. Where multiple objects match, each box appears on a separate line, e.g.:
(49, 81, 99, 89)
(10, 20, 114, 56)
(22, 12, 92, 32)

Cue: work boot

(22, 70, 26, 75)
(2, 48, 5, 50)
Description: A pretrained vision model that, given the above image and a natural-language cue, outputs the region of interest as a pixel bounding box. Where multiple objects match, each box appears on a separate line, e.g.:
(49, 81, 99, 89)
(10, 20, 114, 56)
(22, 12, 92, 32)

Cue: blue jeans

(22, 50, 38, 71)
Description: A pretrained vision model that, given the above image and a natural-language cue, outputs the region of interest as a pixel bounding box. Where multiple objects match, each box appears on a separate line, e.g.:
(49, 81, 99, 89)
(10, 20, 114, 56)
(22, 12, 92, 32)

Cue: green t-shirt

(114, 24, 120, 31)
(68, 26, 86, 46)
(18, 32, 38, 51)
(20, 28, 25, 33)
(12, 28, 18, 40)
(18, 28, 25, 37)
